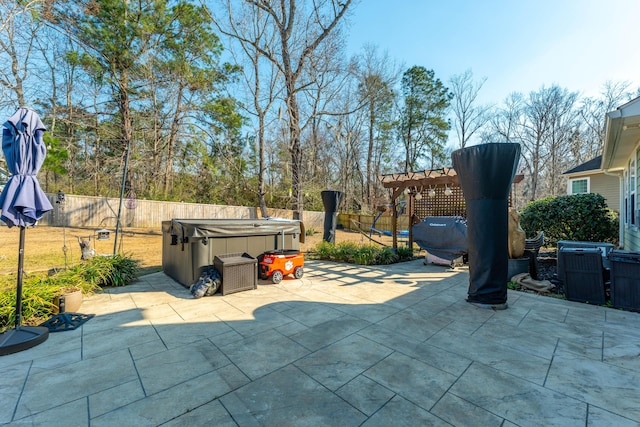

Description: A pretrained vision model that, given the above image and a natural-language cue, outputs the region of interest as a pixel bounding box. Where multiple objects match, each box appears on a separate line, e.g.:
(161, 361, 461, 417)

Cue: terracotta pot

(53, 289, 83, 314)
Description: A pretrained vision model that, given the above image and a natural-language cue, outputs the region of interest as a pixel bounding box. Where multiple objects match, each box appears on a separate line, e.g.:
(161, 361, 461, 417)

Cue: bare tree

(579, 80, 634, 160)
(215, 2, 282, 217)
(217, 0, 353, 219)
(449, 69, 492, 148)
(0, 0, 43, 109)
(354, 44, 399, 210)
(543, 86, 578, 196)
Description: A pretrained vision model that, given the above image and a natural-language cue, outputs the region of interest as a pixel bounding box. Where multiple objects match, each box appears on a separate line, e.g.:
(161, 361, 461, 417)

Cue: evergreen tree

(399, 66, 452, 171)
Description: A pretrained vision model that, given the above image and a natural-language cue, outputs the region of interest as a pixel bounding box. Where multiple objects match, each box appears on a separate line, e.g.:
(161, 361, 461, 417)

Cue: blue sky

(346, 0, 640, 106)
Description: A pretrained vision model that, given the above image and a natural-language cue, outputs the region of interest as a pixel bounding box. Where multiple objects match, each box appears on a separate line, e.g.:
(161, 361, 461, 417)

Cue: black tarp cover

(321, 190, 343, 243)
(412, 216, 467, 261)
(163, 218, 305, 242)
(452, 143, 521, 305)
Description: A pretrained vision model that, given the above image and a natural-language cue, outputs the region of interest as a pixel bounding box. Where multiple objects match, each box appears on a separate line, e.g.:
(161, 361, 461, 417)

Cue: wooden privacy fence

(37, 193, 325, 231)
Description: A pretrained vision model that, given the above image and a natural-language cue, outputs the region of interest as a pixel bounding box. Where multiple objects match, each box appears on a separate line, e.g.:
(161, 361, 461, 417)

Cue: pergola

(379, 167, 524, 249)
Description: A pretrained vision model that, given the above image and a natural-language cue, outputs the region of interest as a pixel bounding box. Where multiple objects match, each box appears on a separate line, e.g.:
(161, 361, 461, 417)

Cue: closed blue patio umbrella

(0, 107, 53, 356)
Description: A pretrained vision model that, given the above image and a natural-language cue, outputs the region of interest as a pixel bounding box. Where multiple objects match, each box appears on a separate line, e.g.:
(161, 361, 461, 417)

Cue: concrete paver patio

(2, 259, 640, 426)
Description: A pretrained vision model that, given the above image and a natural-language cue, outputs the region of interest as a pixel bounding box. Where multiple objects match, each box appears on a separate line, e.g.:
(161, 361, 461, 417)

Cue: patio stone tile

(421, 298, 497, 324)
(555, 334, 603, 361)
(171, 297, 245, 320)
(220, 365, 366, 426)
(0, 330, 83, 371)
(82, 323, 161, 359)
(223, 306, 296, 338)
(375, 290, 429, 309)
(88, 380, 145, 418)
(471, 321, 559, 360)
(514, 314, 603, 350)
(294, 334, 392, 391)
(587, 405, 640, 426)
(485, 295, 536, 326)
(151, 317, 233, 349)
(605, 307, 640, 324)
(30, 346, 83, 371)
(363, 352, 457, 410)
(288, 314, 371, 352)
(357, 324, 471, 376)
(91, 364, 248, 427)
(128, 290, 186, 308)
(15, 349, 138, 419)
(135, 340, 231, 395)
(564, 305, 607, 327)
(522, 302, 570, 323)
(430, 392, 504, 426)
(449, 362, 587, 426)
(603, 331, 640, 371)
(205, 329, 246, 348)
(427, 328, 551, 385)
(375, 307, 453, 342)
(279, 301, 348, 327)
(288, 288, 358, 305)
(222, 293, 293, 314)
(217, 329, 310, 380)
(602, 319, 640, 340)
(545, 350, 640, 422)
(81, 295, 138, 315)
(333, 301, 400, 323)
(135, 302, 181, 320)
(8, 397, 87, 426)
(0, 361, 31, 424)
(408, 291, 463, 313)
(128, 337, 168, 360)
(361, 395, 450, 427)
(335, 375, 395, 416)
(161, 399, 237, 427)
(81, 308, 147, 334)
(274, 319, 308, 336)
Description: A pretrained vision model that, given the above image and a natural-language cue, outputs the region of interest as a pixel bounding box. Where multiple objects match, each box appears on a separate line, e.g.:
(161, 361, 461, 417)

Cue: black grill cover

(321, 190, 343, 244)
(452, 143, 521, 305)
(412, 216, 467, 261)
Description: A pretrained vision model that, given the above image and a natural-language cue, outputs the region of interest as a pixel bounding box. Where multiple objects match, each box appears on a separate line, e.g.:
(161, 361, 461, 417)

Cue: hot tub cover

(163, 218, 305, 243)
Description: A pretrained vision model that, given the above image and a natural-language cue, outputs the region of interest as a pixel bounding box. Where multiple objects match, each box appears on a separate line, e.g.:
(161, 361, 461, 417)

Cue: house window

(569, 178, 589, 194)
(627, 156, 637, 226)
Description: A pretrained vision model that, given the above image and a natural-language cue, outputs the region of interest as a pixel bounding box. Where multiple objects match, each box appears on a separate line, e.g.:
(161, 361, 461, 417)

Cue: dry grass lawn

(0, 225, 391, 276)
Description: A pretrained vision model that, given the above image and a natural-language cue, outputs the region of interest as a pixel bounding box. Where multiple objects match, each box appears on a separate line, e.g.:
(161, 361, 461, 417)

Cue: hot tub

(162, 218, 304, 288)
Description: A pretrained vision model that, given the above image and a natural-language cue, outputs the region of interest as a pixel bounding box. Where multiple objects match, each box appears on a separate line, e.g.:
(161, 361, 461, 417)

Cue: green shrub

(519, 193, 619, 247)
(312, 241, 335, 260)
(375, 247, 399, 265)
(353, 244, 378, 265)
(307, 242, 414, 265)
(335, 241, 360, 263)
(395, 246, 414, 261)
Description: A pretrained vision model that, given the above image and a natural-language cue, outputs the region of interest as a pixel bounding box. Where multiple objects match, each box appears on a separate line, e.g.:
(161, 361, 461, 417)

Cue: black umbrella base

(0, 326, 49, 356)
(466, 298, 509, 310)
(40, 313, 95, 333)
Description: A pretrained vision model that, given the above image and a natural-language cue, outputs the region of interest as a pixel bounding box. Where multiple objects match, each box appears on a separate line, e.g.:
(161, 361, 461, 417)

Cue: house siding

(590, 173, 620, 210)
(565, 171, 620, 210)
(623, 226, 640, 251)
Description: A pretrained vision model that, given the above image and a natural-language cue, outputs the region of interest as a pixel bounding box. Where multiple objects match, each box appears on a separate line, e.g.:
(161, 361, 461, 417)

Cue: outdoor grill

(412, 216, 468, 266)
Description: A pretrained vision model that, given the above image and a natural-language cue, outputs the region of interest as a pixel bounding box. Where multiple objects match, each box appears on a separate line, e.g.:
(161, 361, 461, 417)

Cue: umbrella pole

(0, 226, 49, 356)
(15, 226, 25, 328)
